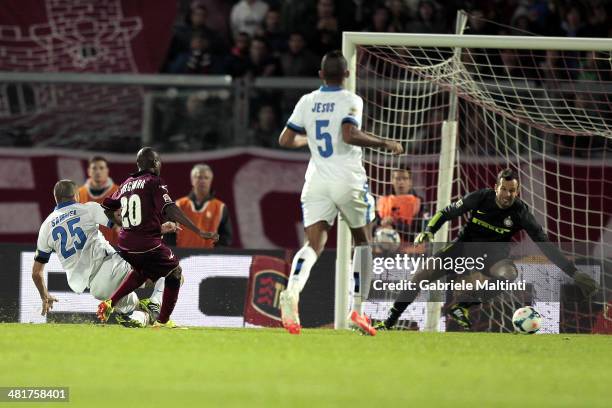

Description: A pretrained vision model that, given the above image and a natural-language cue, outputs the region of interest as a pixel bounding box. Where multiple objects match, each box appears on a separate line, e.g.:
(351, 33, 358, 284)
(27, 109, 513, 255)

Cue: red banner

(243, 255, 290, 328)
(0, 147, 311, 249)
(0, 0, 175, 73)
(0, 147, 609, 257)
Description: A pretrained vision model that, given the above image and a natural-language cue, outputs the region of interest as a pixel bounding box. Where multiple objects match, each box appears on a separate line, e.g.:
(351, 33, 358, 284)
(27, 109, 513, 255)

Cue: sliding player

(377, 169, 599, 330)
(33, 179, 173, 327)
(97, 147, 218, 328)
(278, 50, 403, 335)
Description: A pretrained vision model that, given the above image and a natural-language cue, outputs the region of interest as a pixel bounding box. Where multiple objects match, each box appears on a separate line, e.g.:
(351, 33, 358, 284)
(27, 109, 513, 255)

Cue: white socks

(150, 277, 165, 305)
(286, 245, 318, 294)
(351, 245, 372, 314)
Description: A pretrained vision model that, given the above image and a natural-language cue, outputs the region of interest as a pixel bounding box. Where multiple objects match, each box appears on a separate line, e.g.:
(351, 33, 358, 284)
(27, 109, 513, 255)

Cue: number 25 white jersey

(35, 201, 115, 293)
(287, 85, 367, 186)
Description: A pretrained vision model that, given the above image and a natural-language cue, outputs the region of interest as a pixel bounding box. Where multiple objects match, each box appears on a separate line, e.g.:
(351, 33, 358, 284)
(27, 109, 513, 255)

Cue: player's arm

(32, 252, 58, 316)
(415, 190, 484, 243)
(278, 127, 308, 149)
(280, 95, 309, 149)
(521, 210, 598, 296)
(101, 195, 122, 226)
(163, 203, 219, 241)
(342, 123, 403, 154)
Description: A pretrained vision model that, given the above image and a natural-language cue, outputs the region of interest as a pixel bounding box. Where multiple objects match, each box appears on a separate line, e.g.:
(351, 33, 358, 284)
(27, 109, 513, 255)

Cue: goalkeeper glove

(414, 231, 434, 245)
(573, 271, 599, 298)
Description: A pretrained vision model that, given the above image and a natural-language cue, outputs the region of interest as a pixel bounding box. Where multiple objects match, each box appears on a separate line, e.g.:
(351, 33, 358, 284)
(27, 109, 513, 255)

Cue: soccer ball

(374, 227, 401, 252)
(512, 306, 542, 334)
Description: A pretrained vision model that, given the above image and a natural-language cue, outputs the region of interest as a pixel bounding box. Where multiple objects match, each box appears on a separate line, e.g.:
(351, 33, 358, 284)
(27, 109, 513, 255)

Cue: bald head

(136, 147, 161, 175)
(320, 50, 348, 84)
(53, 179, 78, 204)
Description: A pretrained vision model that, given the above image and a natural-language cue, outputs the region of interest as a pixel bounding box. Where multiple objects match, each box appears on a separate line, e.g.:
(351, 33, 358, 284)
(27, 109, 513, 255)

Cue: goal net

(345, 32, 612, 333)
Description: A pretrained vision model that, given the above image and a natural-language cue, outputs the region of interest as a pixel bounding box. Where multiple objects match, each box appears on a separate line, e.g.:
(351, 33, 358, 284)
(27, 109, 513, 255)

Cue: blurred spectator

(498, 49, 522, 78)
(77, 156, 119, 246)
(249, 104, 282, 148)
(365, 6, 392, 32)
(387, 0, 411, 32)
(158, 93, 222, 151)
(280, 32, 319, 77)
(167, 31, 226, 74)
(230, 0, 269, 39)
(377, 167, 424, 245)
(245, 36, 282, 78)
(192, 0, 232, 44)
(587, 1, 609, 37)
(539, 49, 575, 82)
(171, 164, 233, 248)
(164, 1, 226, 71)
(280, 0, 314, 35)
(227, 32, 251, 77)
(466, 9, 496, 35)
(310, 0, 341, 57)
(409, 0, 446, 33)
(561, 6, 590, 37)
(256, 9, 287, 57)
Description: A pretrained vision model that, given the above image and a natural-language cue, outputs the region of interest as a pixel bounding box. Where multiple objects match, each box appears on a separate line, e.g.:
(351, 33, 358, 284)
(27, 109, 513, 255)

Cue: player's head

(53, 179, 78, 204)
(495, 168, 520, 208)
(136, 147, 161, 176)
(391, 167, 413, 195)
(319, 50, 348, 85)
(87, 156, 109, 186)
(191, 164, 213, 196)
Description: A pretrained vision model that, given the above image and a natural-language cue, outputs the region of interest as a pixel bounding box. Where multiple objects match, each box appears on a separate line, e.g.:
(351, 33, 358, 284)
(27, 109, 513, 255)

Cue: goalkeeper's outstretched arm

(521, 209, 598, 296)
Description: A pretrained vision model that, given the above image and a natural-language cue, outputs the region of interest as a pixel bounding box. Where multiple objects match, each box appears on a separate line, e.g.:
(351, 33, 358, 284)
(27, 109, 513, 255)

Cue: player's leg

(140, 244, 182, 327)
(448, 258, 518, 330)
(338, 182, 377, 334)
(95, 253, 149, 323)
(280, 183, 336, 334)
(155, 265, 183, 326)
(380, 243, 459, 329)
(347, 224, 377, 335)
(280, 220, 330, 334)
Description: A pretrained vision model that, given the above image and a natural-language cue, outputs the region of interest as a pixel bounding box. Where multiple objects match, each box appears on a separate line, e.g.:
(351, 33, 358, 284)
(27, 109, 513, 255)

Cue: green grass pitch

(1, 324, 610, 407)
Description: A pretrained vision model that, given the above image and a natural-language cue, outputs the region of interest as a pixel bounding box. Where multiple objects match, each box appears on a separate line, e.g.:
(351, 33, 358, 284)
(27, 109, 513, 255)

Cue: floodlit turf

(0, 324, 610, 407)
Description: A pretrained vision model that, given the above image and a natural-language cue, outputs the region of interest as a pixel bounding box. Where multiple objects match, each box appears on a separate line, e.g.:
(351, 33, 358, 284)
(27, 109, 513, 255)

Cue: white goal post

(336, 31, 612, 331)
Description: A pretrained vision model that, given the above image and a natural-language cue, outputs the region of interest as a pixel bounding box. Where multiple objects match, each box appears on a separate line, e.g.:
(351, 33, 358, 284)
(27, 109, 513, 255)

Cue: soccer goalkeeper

(376, 169, 599, 330)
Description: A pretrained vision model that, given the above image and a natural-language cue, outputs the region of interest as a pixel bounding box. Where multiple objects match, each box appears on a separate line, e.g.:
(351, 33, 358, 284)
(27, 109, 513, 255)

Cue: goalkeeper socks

(150, 277, 165, 305)
(110, 270, 147, 305)
(286, 245, 318, 294)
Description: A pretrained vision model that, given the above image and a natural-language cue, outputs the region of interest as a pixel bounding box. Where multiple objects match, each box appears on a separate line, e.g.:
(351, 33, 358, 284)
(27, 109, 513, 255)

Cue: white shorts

(301, 179, 375, 229)
(88, 253, 138, 314)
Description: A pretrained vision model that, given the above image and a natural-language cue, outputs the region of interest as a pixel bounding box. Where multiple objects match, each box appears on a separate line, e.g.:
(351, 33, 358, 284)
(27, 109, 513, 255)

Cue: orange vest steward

(377, 194, 421, 225)
(77, 182, 119, 246)
(175, 196, 225, 248)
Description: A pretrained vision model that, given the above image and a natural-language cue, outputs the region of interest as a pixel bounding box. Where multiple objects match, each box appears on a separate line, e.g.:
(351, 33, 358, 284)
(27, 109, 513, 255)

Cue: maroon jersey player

(97, 147, 218, 327)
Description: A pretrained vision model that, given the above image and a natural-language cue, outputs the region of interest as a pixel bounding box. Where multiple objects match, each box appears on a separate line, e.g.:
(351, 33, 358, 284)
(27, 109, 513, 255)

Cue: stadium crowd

(155, 0, 611, 152)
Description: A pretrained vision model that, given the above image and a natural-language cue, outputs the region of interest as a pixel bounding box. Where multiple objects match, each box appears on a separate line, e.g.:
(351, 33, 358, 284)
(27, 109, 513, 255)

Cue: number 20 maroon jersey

(102, 170, 174, 252)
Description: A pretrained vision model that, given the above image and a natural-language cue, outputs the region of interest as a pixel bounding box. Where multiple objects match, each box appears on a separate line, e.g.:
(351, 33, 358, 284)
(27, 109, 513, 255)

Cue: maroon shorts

(120, 244, 180, 281)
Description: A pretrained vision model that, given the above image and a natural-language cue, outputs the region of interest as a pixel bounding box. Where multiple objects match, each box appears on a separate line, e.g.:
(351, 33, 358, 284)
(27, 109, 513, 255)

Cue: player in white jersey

(32, 180, 174, 327)
(278, 51, 403, 335)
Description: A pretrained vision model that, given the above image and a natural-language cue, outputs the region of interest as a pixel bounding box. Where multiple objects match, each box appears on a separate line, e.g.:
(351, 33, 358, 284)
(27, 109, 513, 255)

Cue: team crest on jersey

(454, 199, 463, 208)
(503, 216, 513, 227)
